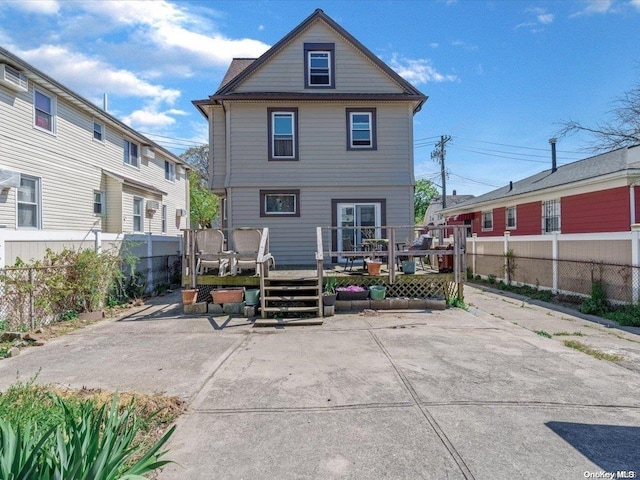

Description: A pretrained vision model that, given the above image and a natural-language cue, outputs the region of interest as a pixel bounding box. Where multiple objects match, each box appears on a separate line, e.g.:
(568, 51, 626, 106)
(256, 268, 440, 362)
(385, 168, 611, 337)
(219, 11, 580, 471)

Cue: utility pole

(431, 135, 451, 209)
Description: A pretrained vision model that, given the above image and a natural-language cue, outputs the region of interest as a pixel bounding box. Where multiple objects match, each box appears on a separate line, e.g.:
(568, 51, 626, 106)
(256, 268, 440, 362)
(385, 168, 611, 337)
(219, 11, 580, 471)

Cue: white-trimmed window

(304, 43, 335, 88)
(34, 89, 56, 134)
(542, 199, 560, 233)
(162, 204, 167, 233)
(93, 190, 105, 215)
(133, 197, 143, 232)
(18, 175, 41, 229)
(260, 190, 300, 217)
(347, 108, 376, 150)
(268, 108, 298, 160)
(124, 139, 139, 168)
(165, 161, 175, 182)
(93, 120, 104, 142)
(506, 206, 517, 229)
(481, 210, 493, 231)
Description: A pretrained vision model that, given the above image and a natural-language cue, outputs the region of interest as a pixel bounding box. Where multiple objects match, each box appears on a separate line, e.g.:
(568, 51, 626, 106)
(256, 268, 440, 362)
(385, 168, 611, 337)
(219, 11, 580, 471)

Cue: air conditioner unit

(0, 168, 20, 189)
(141, 146, 155, 159)
(176, 165, 185, 175)
(176, 208, 187, 217)
(0, 64, 28, 92)
(146, 200, 159, 211)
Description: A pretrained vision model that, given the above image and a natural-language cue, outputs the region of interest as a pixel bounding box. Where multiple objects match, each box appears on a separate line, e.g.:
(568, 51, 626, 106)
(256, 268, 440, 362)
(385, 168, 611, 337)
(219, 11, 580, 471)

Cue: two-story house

(0, 46, 190, 266)
(193, 9, 427, 265)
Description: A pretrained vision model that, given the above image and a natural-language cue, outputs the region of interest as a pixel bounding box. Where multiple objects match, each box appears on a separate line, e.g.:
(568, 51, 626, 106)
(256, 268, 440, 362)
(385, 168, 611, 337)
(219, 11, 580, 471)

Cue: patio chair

(232, 228, 275, 275)
(342, 238, 361, 272)
(196, 229, 229, 275)
(397, 235, 432, 271)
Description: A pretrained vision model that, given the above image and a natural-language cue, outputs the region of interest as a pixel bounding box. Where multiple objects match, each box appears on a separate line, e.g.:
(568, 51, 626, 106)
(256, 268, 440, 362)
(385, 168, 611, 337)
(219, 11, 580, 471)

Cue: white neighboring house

(424, 190, 475, 226)
(0, 47, 190, 267)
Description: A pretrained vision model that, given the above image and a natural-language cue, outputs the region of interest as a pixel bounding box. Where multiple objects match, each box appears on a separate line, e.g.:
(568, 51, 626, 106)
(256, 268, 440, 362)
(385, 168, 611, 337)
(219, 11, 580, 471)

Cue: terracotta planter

(211, 287, 245, 305)
(366, 261, 382, 276)
(181, 289, 198, 305)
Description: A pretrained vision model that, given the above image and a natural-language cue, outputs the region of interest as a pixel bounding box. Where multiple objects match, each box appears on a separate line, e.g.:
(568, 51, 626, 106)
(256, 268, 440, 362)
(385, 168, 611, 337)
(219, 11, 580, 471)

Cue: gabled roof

(442, 145, 640, 214)
(0, 46, 187, 167)
(193, 9, 426, 115)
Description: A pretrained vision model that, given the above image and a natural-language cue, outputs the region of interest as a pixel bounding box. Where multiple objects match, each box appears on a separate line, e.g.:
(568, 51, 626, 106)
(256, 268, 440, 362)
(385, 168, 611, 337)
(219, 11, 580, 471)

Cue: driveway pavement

(1, 286, 639, 479)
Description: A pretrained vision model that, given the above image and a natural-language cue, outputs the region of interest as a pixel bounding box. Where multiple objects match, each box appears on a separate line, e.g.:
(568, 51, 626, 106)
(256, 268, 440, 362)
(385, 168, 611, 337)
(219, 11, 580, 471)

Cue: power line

(450, 135, 584, 155)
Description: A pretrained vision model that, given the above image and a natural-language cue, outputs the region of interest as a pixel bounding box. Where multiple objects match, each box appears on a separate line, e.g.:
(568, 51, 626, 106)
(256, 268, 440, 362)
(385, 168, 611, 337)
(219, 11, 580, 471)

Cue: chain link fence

(469, 253, 640, 304)
(0, 254, 182, 330)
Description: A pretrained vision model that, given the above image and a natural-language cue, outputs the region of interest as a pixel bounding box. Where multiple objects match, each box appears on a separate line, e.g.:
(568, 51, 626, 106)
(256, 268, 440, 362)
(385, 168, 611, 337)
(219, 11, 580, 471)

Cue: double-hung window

(124, 139, 139, 168)
(268, 108, 298, 160)
(347, 108, 376, 150)
(304, 43, 335, 88)
(93, 190, 105, 215)
(165, 161, 175, 182)
(542, 199, 560, 233)
(18, 175, 41, 229)
(133, 197, 143, 232)
(93, 120, 104, 142)
(34, 89, 55, 134)
(506, 206, 516, 229)
(482, 210, 493, 231)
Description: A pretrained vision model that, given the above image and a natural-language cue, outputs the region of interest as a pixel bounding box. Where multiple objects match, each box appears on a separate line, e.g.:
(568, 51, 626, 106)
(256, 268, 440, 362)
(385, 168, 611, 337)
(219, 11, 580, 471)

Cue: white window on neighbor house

(347, 109, 376, 150)
(124, 139, 139, 168)
(93, 120, 104, 142)
(34, 89, 56, 134)
(542, 199, 560, 233)
(18, 175, 41, 229)
(133, 197, 143, 232)
(506, 206, 517, 229)
(162, 204, 167, 233)
(93, 190, 105, 215)
(482, 210, 493, 231)
(165, 161, 175, 182)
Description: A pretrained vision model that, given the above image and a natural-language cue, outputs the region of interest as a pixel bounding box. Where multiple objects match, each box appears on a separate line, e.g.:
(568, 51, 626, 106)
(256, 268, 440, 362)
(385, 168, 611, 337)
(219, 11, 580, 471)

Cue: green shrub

(487, 274, 496, 285)
(581, 282, 610, 316)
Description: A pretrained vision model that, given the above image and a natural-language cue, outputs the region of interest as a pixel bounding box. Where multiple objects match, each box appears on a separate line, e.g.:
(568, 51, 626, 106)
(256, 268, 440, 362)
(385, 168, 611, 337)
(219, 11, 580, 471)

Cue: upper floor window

(34, 89, 56, 134)
(133, 197, 143, 232)
(93, 190, 105, 215)
(542, 199, 560, 233)
(162, 204, 167, 233)
(124, 139, 139, 168)
(347, 108, 377, 150)
(18, 175, 41, 229)
(268, 108, 298, 161)
(304, 43, 335, 88)
(165, 161, 175, 182)
(93, 120, 104, 142)
(506, 206, 516, 229)
(482, 210, 493, 231)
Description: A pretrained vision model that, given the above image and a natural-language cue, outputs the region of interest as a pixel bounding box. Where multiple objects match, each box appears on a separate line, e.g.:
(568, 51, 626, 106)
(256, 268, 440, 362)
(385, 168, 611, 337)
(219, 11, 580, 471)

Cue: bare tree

(180, 144, 209, 182)
(558, 79, 640, 152)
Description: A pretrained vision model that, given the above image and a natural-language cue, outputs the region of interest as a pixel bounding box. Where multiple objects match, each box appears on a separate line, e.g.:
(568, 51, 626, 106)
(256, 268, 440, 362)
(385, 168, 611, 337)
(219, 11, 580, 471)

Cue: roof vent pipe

(103, 93, 108, 112)
(509, 181, 513, 191)
(549, 137, 557, 173)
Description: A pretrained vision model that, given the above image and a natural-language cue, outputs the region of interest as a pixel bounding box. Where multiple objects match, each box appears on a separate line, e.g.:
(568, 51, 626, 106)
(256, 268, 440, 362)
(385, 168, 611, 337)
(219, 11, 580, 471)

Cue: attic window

(304, 43, 335, 89)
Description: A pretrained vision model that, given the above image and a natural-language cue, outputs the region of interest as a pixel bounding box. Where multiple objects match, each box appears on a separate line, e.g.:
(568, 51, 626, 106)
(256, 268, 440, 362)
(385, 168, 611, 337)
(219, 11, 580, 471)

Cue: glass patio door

(337, 203, 381, 260)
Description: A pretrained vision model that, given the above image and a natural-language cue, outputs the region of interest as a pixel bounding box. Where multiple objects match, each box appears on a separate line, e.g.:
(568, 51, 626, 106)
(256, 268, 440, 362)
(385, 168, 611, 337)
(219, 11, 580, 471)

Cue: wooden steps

(260, 278, 322, 321)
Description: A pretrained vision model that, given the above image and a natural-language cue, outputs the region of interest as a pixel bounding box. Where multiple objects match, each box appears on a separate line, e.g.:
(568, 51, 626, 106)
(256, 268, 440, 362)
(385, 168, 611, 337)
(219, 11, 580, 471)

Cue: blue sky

(1, 0, 639, 196)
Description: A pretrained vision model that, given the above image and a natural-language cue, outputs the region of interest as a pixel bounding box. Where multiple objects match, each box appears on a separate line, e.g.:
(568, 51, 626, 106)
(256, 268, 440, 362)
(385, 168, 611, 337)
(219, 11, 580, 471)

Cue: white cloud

(123, 108, 179, 129)
(570, 0, 615, 17)
(537, 13, 554, 24)
(517, 7, 554, 31)
(5, 0, 59, 14)
(389, 55, 458, 84)
(18, 45, 180, 105)
(632, 0, 640, 11)
(451, 40, 478, 51)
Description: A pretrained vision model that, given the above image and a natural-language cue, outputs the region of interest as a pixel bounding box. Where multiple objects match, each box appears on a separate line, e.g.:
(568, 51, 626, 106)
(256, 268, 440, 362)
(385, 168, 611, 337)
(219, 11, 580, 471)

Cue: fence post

(552, 233, 559, 294)
(471, 233, 477, 275)
(29, 268, 35, 330)
(631, 225, 640, 303)
(92, 229, 102, 254)
(503, 231, 510, 283)
(0, 229, 5, 270)
(147, 233, 154, 292)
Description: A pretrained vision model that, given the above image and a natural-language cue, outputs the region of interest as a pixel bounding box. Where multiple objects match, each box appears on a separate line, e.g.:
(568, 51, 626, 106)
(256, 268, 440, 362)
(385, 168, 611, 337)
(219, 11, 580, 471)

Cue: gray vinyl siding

(0, 70, 187, 235)
(227, 185, 413, 265)
(236, 22, 401, 94)
(211, 105, 227, 190)
(225, 102, 413, 187)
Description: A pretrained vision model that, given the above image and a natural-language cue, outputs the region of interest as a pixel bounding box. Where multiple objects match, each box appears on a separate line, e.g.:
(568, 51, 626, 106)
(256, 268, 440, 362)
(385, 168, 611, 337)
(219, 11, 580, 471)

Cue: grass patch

(563, 340, 623, 361)
(553, 331, 585, 337)
(535, 330, 552, 338)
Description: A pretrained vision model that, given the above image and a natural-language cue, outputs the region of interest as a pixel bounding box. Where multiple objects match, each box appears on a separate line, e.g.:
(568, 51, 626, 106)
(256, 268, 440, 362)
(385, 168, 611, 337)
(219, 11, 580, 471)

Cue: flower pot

(366, 261, 382, 276)
(244, 288, 260, 306)
(402, 260, 416, 274)
(181, 289, 198, 305)
(211, 287, 245, 305)
(323, 293, 337, 306)
(369, 285, 387, 301)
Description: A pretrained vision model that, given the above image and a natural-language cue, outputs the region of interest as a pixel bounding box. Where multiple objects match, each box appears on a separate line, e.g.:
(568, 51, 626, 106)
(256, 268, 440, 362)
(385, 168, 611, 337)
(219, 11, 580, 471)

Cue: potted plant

(365, 258, 383, 275)
(181, 288, 198, 305)
(336, 285, 369, 301)
(323, 277, 338, 306)
(369, 285, 387, 301)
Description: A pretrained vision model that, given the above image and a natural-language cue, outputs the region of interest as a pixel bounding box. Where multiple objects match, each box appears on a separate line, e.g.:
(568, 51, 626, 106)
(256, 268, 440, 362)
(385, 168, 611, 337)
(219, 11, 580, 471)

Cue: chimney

(549, 138, 557, 173)
(509, 181, 513, 191)
(452, 189, 457, 196)
(103, 93, 108, 112)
